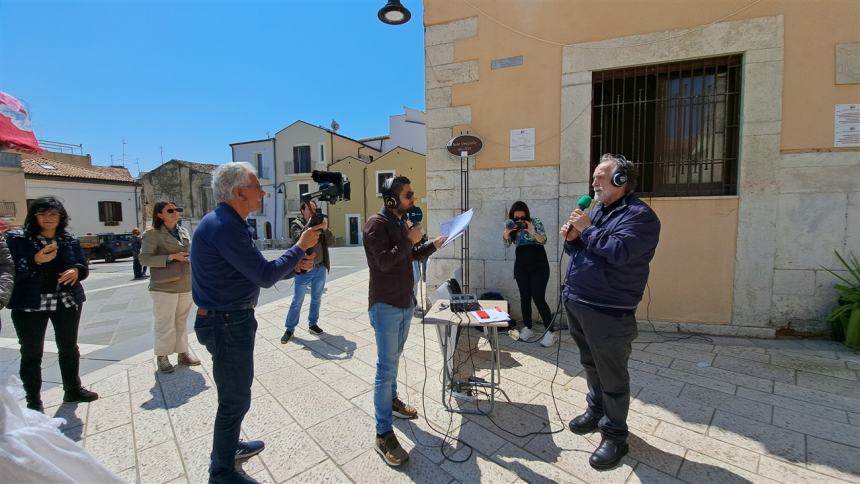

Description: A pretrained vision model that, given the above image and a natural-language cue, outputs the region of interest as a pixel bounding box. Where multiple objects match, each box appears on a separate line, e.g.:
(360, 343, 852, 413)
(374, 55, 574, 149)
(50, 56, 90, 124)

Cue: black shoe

(235, 440, 265, 460)
(280, 330, 294, 344)
(63, 387, 99, 403)
(569, 410, 601, 434)
(589, 439, 629, 470)
(308, 325, 324, 336)
(25, 396, 44, 413)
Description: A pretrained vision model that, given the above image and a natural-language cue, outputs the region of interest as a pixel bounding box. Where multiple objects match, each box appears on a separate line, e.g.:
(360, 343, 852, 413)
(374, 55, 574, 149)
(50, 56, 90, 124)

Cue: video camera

(301, 170, 350, 226)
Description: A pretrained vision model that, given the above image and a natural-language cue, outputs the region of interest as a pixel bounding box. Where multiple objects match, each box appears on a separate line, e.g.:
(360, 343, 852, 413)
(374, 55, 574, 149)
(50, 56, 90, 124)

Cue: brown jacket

(363, 208, 436, 309)
(139, 225, 192, 293)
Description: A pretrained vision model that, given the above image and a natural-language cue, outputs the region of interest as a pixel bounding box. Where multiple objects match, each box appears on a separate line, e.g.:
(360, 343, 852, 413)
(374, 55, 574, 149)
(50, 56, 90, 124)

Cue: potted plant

(825, 251, 860, 349)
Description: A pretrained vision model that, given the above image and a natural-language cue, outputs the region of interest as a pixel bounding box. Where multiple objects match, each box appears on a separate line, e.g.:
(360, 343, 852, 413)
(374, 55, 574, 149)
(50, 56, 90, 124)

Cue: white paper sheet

(439, 209, 473, 248)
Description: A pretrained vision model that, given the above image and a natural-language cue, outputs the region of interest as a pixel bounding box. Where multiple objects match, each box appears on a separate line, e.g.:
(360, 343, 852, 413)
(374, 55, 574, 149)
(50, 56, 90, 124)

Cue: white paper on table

(439, 209, 473, 248)
(470, 308, 510, 323)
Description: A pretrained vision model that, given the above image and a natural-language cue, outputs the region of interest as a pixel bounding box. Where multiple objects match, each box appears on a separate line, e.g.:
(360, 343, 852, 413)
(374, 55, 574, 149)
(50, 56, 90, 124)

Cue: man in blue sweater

(560, 154, 661, 470)
(192, 162, 321, 483)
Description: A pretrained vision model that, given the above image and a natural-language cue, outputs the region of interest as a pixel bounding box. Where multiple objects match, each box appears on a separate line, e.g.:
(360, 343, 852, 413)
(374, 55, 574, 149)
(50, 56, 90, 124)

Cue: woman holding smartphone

(139, 201, 197, 373)
(6, 196, 98, 412)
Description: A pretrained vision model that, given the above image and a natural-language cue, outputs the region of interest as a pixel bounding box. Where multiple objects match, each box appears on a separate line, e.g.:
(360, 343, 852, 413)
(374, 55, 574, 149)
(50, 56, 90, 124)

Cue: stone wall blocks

(426, 128, 453, 151)
(742, 61, 783, 123)
(426, 106, 472, 129)
(503, 167, 560, 187)
(772, 269, 816, 296)
(426, 87, 453, 110)
(425, 43, 455, 67)
(426, 61, 480, 89)
(425, 17, 478, 47)
(835, 43, 860, 84)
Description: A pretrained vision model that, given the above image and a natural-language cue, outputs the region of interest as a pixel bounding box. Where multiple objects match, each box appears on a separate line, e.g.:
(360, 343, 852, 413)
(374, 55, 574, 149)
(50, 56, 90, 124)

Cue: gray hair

(599, 153, 637, 194)
(211, 162, 256, 203)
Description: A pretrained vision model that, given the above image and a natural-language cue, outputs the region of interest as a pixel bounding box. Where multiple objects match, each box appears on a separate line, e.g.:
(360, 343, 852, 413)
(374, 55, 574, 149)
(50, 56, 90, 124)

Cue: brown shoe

(157, 356, 175, 373)
(178, 352, 201, 366)
(392, 397, 418, 419)
(375, 431, 409, 466)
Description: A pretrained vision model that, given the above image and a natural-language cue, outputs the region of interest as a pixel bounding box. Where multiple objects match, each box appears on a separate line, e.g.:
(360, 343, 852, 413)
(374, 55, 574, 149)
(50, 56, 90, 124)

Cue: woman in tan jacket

(140, 201, 199, 373)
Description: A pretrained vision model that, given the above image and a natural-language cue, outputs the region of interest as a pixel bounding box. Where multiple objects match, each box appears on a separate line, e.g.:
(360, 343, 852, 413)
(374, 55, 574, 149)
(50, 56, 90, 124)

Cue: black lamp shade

(378, 0, 411, 25)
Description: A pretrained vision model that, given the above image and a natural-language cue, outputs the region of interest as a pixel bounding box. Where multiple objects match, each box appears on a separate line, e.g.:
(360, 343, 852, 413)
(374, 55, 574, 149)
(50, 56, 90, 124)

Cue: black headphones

(382, 177, 399, 209)
(611, 155, 629, 187)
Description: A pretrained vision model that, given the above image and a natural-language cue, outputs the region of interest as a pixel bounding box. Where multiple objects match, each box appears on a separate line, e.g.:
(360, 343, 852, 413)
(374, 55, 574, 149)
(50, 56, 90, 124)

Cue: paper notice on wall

(835, 104, 860, 147)
(510, 128, 535, 161)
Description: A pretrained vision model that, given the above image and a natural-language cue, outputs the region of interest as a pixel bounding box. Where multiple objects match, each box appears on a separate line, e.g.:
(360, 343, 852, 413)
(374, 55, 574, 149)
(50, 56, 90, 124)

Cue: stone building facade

(422, 4, 859, 337)
(138, 159, 219, 234)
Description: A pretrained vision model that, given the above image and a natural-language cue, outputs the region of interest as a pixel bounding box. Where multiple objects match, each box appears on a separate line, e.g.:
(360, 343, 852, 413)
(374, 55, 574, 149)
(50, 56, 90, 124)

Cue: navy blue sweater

(191, 203, 303, 311)
(563, 194, 661, 311)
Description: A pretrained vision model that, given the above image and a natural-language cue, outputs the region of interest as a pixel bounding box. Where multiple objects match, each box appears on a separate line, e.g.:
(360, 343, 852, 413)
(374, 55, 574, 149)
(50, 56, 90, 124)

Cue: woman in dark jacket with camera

(6, 196, 99, 412)
(503, 200, 556, 346)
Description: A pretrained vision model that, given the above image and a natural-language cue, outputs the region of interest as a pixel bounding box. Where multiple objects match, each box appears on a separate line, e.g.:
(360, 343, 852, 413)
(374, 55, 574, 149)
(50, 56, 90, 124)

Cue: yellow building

(327, 147, 426, 246)
(424, 1, 860, 335)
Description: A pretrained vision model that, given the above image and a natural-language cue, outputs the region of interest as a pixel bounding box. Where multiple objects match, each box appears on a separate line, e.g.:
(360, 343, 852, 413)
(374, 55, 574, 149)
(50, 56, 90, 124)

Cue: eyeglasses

(242, 184, 263, 191)
(35, 211, 60, 218)
(165, 208, 184, 214)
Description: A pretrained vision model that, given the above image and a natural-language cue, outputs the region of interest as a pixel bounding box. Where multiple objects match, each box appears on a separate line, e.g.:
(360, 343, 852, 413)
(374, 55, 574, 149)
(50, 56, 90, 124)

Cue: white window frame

(292, 144, 312, 174)
(375, 170, 395, 197)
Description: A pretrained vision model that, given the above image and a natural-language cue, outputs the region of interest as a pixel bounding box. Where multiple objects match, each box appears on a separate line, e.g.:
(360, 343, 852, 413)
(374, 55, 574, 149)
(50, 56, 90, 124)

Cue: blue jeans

(369, 302, 413, 435)
(194, 309, 257, 482)
(285, 264, 326, 331)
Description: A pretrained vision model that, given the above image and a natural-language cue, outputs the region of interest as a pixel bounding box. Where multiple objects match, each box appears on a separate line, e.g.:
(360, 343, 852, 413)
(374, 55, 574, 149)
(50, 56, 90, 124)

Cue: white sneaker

(540, 330, 557, 347)
(519, 327, 533, 341)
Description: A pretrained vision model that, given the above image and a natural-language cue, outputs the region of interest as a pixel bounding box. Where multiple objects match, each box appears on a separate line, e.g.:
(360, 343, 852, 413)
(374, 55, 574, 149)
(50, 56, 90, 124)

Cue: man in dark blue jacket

(560, 154, 660, 470)
(192, 162, 321, 484)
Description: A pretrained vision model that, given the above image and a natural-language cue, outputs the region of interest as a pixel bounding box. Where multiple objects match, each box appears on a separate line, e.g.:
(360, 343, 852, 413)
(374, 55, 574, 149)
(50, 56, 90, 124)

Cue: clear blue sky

(0, 0, 425, 175)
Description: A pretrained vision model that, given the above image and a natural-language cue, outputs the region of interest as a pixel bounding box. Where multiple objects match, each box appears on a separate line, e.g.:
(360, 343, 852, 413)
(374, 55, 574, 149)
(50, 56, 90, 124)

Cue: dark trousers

(565, 300, 637, 443)
(195, 309, 257, 483)
(514, 245, 553, 329)
(11, 305, 84, 398)
(133, 257, 146, 278)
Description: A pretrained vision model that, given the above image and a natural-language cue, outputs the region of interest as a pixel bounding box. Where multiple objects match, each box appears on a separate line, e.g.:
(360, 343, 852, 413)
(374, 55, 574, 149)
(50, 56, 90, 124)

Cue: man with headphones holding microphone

(363, 175, 445, 466)
(560, 153, 661, 470)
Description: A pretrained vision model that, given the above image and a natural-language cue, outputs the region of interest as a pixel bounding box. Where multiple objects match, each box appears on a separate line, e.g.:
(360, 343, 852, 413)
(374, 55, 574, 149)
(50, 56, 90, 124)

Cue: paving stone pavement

(20, 269, 860, 483)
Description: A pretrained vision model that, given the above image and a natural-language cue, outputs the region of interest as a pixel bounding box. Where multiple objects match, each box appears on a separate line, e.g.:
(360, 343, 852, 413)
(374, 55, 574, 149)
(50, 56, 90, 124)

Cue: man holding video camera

(281, 199, 335, 343)
(192, 162, 321, 483)
(363, 175, 446, 467)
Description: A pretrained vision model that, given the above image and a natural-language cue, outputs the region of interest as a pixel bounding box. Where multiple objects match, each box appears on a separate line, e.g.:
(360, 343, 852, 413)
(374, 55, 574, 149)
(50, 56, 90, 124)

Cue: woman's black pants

(514, 244, 554, 330)
(11, 304, 83, 399)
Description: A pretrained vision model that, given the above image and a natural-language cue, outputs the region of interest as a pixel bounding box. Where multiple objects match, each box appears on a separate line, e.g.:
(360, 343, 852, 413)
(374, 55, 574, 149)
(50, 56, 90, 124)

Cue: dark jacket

(363, 208, 437, 309)
(130, 235, 142, 257)
(563, 194, 660, 311)
(0, 237, 13, 309)
(290, 217, 335, 271)
(6, 230, 89, 310)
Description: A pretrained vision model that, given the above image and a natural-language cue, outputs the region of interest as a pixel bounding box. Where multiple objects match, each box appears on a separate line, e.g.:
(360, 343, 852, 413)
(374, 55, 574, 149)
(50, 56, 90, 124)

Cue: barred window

(98, 201, 123, 223)
(591, 55, 742, 196)
(0, 201, 15, 218)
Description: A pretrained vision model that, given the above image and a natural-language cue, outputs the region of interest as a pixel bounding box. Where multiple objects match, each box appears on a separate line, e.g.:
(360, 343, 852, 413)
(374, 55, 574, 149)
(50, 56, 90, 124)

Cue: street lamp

(269, 182, 287, 241)
(378, 0, 411, 25)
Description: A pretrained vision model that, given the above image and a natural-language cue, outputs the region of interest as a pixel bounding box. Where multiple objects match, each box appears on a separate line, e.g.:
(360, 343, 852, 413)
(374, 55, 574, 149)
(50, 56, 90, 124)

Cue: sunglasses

(165, 208, 184, 214)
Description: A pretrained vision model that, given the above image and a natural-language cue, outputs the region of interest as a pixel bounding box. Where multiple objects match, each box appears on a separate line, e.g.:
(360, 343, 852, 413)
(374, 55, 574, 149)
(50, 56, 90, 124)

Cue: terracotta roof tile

(22, 157, 137, 183)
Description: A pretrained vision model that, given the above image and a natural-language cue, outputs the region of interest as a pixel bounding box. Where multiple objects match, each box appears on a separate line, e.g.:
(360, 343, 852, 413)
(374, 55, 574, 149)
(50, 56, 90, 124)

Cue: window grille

(590, 55, 742, 196)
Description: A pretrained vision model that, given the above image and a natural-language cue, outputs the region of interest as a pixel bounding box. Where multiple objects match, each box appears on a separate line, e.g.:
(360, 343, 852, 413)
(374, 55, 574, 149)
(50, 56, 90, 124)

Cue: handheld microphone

(564, 195, 594, 237)
(406, 206, 423, 225)
(577, 194, 593, 211)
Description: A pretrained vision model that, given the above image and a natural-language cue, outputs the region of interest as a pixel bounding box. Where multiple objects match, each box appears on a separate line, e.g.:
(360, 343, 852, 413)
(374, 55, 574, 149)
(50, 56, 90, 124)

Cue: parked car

(78, 233, 135, 262)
